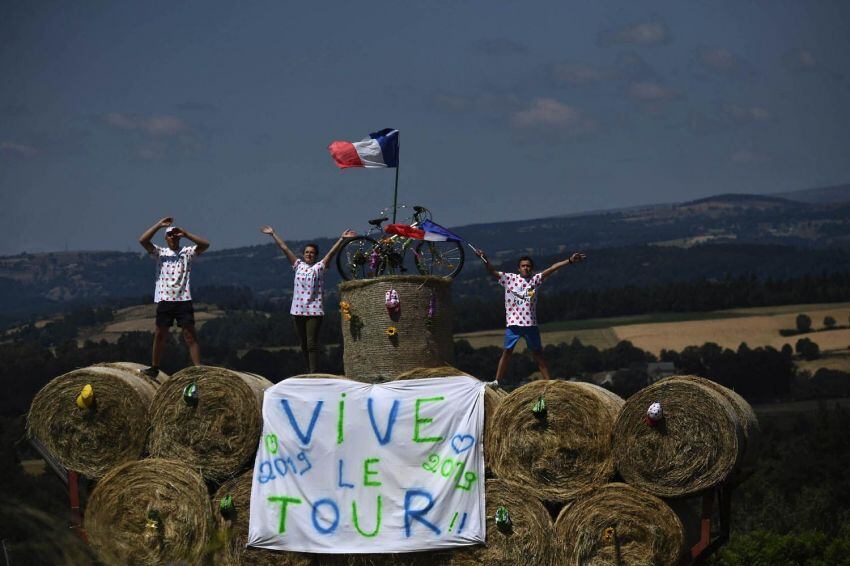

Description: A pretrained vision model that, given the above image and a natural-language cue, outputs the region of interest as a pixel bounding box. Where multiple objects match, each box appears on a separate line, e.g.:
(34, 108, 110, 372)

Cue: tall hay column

(148, 366, 272, 483)
(612, 375, 759, 498)
(27, 362, 164, 479)
(340, 276, 454, 382)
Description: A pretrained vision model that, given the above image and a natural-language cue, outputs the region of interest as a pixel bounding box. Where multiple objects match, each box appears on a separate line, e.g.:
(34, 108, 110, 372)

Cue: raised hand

(570, 252, 586, 264)
(260, 225, 275, 235)
(158, 217, 173, 228)
(341, 229, 357, 238)
(169, 227, 185, 238)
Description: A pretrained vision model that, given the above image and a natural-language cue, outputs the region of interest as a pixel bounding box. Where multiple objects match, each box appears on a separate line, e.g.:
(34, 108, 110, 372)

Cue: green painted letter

(268, 496, 302, 534)
(413, 396, 445, 443)
(363, 458, 382, 487)
(337, 392, 346, 445)
(352, 495, 383, 537)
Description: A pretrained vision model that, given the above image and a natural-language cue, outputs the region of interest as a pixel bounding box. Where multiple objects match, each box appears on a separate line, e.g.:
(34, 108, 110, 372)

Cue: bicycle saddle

(369, 217, 389, 226)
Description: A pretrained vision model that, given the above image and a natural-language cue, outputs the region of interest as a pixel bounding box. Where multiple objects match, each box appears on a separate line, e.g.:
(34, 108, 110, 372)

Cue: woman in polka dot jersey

(261, 225, 356, 372)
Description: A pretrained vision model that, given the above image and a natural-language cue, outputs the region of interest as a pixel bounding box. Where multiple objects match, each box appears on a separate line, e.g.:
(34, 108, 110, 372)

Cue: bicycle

(336, 205, 465, 281)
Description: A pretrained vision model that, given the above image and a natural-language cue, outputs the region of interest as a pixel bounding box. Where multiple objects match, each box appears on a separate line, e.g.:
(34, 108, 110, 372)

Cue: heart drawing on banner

(451, 434, 475, 455)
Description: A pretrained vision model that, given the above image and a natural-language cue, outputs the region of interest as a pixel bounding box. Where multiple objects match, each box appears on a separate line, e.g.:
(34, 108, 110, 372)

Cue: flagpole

(392, 138, 400, 223)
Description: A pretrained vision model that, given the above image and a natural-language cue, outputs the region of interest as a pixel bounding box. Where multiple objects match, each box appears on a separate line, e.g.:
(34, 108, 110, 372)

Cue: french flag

(327, 128, 399, 169)
(385, 219, 463, 242)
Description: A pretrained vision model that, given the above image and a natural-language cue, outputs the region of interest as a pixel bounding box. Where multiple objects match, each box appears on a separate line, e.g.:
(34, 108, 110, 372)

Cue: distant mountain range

(3, 184, 850, 319)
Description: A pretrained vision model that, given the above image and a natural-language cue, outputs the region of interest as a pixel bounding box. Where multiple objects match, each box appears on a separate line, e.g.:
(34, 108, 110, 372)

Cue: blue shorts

(504, 325, 542, 352)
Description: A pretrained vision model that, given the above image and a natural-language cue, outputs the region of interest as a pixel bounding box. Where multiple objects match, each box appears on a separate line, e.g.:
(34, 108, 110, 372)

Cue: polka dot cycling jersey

(151, 245, 197, 303)
(498, 271, 543, 327)
(291, 259, 325, 316)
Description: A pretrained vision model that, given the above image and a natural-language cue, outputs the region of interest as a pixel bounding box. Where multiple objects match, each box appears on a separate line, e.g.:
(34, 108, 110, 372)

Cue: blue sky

(1, 1, 849, 254)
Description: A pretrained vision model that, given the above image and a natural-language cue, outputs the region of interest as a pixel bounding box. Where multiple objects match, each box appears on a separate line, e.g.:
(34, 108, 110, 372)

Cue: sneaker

(485, 380, 501, 389)
(139, 366, 160, 381)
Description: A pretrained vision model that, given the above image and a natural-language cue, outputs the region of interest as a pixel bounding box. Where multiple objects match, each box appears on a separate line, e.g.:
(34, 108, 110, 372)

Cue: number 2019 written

(422, 454, 477, 490)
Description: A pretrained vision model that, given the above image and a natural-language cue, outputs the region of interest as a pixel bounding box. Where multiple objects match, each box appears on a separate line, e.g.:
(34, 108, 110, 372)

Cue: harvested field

(614, 306, 850, 355)
(457, 327, 619, 351)
(80, 303, 224, 343)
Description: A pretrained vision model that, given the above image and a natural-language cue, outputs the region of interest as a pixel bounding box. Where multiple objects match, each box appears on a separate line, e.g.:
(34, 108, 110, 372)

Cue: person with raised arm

(261, 226, 356, 373)
(138, 217, 210, 378)
(475, 249, 586, 388)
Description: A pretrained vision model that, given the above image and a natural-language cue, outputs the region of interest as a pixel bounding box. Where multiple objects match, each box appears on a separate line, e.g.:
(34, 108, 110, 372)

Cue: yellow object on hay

(75, 383, 94, 409)
(554, 482, 684, 565)
(612, 374, 759, 498)
(85, 458, 213, 565)
(147, 366, 272, 482)
(27, 362, 163, 478)
(486, 380, 624, 503)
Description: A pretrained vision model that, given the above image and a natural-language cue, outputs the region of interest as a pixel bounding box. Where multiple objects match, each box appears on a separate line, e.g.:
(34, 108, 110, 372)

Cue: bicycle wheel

(336, 236, 381, 280)
(413, 240, 465, 278)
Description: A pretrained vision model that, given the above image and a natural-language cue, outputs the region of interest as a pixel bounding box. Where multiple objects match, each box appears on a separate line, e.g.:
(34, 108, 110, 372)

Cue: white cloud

(628, 81, 681, 102)
(511, 98, 595, 135)
(696, 47, 752, 77)
(0, 141, 39, 157)
(730, 149, 765, 164)
(551, 62, 609, 85)
(783, 49, 817, 72)
(101, 113, 188, 137)
(600, 19, 671, 46)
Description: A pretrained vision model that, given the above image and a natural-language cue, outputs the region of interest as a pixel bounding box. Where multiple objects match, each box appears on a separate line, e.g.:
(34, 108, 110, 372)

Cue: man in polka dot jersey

(261, 225, 356, 373)
(475, 249, 586, 388)
(138, 217, 210, 378)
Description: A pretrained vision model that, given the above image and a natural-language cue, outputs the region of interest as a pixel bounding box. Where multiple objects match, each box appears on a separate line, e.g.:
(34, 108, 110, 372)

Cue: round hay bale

(27, 362, 163, 478)
(554, 482, 684, 565)
(394, 366, 504, 471)
(84, 458, 214, 565)
(449, 478, 557, 566)
(612, 375, 759, 498)
(340, 276, 454, 383)
(148, 366, 272, 482)
(486, 380, 624, 502)
(212, 471, 312, 566)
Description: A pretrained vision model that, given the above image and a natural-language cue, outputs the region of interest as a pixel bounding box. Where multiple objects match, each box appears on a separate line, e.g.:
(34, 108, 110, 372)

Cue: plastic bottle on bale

(486, 380, 624, 503)
(147, 366, 273, 483)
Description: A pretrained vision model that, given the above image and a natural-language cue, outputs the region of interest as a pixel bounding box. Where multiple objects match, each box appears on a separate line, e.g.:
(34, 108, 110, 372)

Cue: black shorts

(156, 300, 195, 328)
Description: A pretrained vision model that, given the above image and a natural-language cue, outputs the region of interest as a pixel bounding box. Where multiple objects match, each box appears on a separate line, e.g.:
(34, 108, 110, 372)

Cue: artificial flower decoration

(385, 326, 398, 337)
(527, 289, 535, 300)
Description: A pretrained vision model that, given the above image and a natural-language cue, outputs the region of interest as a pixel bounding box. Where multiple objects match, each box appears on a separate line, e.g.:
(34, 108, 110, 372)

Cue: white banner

(248, 377, 486, 554)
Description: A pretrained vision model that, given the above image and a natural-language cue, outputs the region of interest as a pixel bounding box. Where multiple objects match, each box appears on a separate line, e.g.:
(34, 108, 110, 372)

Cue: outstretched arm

(261, 226, 298, 265)
(540, 252, 586, 281)
(322, 230, 357, 268)
(475, 249, 501, 280)
(138, 217, 172, 255)
(172, 227, 210, 255)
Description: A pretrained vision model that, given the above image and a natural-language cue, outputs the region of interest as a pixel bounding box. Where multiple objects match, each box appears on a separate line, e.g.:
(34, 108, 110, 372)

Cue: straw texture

(612, 375, 759, 498)
(85, 458, 213, 565)
(27, 362, 163, 478)
(148, 365, 272, 482)
(487, 380, 624, 502)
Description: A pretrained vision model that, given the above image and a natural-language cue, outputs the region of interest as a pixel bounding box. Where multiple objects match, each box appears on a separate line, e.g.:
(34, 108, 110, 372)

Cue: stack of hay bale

(26, 276, 758, 565)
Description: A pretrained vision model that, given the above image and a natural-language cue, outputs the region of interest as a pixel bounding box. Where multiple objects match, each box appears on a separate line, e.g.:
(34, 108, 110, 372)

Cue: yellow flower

(527, 289, 535, 299)
(339, 300, 350, 310)
(343, 313, 352, 321)
(385, 326, 398, 337)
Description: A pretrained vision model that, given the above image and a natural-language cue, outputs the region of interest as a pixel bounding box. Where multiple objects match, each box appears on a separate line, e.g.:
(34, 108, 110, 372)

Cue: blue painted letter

(311, 498, 340, 535)
(404, 489, 441, 537)
(280, 399, 324, 446)
(367, 398, 400, 445)
(338, 459, 354, 489)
